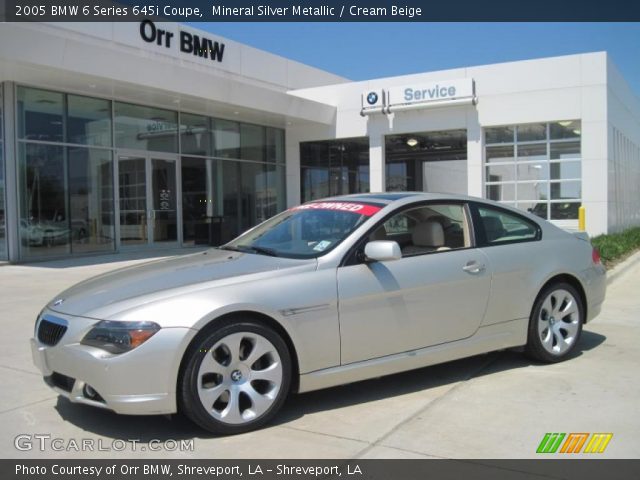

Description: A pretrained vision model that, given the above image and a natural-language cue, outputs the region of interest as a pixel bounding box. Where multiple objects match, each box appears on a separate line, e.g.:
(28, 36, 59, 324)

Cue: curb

(606, 249, 640, 285)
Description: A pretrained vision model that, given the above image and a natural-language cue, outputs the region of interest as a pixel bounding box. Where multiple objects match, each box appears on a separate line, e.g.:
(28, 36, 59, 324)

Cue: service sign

(387, 78, 474, 107)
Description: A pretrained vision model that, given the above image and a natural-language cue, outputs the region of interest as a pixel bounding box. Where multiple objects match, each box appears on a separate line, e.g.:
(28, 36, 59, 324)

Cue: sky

(190, 22, 640, 96)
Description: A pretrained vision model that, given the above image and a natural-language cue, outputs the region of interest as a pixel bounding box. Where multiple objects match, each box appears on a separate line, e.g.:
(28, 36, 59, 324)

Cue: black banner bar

(2, 0, 640, 22)
(2, 460, 640, 480)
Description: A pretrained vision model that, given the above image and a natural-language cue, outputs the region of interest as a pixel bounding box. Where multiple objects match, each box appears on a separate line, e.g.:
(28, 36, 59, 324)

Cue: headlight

(81, 320, 160, 354)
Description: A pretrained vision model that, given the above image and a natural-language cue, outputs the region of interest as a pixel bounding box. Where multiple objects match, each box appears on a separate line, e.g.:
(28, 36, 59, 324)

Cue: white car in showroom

(31, 193, 606, 434)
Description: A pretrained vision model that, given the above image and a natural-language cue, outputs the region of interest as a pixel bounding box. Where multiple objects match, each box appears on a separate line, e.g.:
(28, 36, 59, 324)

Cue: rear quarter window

(475, 205, 540, 245)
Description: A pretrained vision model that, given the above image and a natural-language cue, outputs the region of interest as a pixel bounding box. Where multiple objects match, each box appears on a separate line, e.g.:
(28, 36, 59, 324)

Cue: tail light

(592, 247, 601, 265)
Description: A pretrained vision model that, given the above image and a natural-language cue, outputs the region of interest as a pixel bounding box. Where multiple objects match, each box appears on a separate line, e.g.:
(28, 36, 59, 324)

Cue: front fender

(111, 268, 341, 375)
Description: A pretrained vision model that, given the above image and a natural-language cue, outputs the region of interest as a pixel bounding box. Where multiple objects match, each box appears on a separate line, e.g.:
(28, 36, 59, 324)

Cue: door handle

(462, 261, 485, 274)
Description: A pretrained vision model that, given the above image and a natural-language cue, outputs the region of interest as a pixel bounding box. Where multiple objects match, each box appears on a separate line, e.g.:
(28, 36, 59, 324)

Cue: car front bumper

(31, 311, 197, 415)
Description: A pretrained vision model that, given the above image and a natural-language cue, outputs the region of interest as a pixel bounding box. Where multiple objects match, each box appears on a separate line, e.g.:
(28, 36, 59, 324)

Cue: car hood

(47, 249, 316, 318)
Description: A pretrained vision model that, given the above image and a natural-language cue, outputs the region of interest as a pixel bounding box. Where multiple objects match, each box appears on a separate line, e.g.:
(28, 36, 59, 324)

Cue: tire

(180, 320, 292, 435)
(525, 282, 584, 363)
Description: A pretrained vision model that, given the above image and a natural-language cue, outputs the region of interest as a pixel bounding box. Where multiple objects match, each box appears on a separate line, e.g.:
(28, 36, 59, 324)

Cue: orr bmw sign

(139, 20, 225, 62)
(361, 78, 476, 115)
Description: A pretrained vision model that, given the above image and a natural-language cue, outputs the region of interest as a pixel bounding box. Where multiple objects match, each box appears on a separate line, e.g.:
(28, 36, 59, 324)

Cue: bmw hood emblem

(366, 91, 378, 105)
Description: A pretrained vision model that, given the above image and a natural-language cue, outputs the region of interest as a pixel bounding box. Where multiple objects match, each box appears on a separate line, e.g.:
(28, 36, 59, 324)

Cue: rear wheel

(526, 282, 583, 362)
(180, 320, 291, 435)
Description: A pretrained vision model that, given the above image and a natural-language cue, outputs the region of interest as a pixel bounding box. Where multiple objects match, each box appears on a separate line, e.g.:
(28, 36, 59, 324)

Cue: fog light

(83, 384, 104, 402)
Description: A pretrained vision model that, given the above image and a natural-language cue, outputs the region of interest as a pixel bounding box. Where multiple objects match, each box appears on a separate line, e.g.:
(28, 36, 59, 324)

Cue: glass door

(118, 156, 148, 246)
(117, 154, 178, 248)
(150, 158, 177, 244)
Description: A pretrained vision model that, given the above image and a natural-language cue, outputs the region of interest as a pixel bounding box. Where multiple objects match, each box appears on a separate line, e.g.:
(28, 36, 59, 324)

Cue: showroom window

(180, 113, 212, 157)
(300, 137, 369, 202)
(19, 144, 115, 257)
(266, 127, 285, 163)
(18, 143, 70, 257)
(115, 102, 178, 153)
(16, 86, 116, 259)
(68, 147, 115, 253)
(17, 87, 64, 143)
(484, 121, 582, 220)
(181, 122, 286, 245)
(15, 85, 287, 257)
(67, 95, 112, 146)
(213, 119, 240, 159)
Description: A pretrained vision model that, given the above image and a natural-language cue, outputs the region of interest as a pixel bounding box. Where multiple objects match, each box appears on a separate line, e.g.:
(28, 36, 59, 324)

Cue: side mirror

(364, 240, 402, 262)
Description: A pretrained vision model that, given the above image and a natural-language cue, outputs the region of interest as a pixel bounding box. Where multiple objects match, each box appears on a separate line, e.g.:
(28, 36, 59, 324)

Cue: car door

(337, 202, 492, 365)
(471, 202, 543, 327)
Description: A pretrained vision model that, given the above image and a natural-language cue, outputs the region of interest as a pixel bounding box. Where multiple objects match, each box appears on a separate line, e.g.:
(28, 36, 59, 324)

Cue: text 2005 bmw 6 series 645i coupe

(31, 193, 606, 434)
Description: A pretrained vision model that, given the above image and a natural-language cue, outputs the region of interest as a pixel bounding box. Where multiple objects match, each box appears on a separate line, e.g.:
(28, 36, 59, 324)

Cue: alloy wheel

(537, 288, 580, 356)
(196, 332, 283, 425)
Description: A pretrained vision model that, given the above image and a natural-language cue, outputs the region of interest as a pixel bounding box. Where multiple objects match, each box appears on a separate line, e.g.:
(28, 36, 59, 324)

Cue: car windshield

(222, 201, 382, 258)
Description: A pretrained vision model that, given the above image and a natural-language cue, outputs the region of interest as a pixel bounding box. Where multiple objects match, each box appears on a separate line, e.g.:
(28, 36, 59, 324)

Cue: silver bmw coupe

(31, 193, 606, 434)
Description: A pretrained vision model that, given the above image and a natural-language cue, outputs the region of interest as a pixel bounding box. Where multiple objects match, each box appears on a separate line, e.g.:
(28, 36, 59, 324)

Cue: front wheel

(180, 321, 292, 435)
(525, 282, 584, 363)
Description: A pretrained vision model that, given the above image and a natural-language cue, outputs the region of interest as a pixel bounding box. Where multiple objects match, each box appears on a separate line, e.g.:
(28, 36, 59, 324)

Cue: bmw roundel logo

(366, 92, 378, 105)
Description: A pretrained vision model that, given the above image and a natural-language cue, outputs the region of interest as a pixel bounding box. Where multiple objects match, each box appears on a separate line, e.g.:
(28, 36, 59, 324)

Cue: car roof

(320, 191, 481, 206)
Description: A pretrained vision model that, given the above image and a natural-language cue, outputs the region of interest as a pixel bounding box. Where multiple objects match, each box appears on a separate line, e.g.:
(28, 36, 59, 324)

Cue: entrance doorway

(117, 154, 178, 248)
(385, 129, 468, 194)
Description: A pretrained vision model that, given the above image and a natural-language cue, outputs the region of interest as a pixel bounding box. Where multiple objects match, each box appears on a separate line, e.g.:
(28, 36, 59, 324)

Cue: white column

(285, 128, 301, 207)
(466, 108, 483, 198)
(3, 82, 19, 262)
(368, 117, 387, 192)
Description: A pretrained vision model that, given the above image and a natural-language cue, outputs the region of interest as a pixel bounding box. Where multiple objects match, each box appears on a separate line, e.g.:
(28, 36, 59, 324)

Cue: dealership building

(0, 21, 639, 262)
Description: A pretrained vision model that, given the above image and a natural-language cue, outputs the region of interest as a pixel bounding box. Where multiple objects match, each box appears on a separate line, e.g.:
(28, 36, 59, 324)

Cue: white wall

(606, 58, 640, 234)
(0, 22, 343, 127)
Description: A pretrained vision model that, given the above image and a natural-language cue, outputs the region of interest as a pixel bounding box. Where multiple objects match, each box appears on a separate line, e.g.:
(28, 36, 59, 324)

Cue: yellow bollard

(578, 206, 586, 231)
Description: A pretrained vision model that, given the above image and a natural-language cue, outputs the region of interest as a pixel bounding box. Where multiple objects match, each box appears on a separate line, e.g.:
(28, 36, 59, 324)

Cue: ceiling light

(406, 138, 418, 147)
(558, 121, 573, 127)
(572, 129, 581, 135)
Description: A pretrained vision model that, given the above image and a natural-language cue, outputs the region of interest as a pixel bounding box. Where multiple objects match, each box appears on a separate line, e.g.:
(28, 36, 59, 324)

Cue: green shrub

(591, 227, 640, 268)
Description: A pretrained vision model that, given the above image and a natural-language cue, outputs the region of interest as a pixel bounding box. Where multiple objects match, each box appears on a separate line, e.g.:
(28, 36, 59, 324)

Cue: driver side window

(369, 203, 471, 257)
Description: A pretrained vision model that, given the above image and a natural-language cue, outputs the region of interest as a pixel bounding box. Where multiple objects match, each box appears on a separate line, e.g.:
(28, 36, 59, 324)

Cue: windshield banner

(291, 202, 382, 216)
